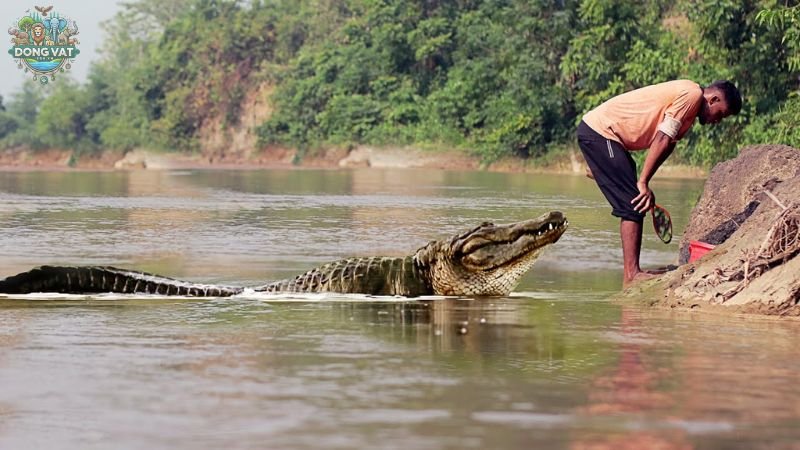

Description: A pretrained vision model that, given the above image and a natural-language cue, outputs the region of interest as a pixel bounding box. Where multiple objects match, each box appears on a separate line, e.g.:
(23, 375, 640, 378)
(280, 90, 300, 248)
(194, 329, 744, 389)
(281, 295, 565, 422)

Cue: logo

(7, 5, 80, 85)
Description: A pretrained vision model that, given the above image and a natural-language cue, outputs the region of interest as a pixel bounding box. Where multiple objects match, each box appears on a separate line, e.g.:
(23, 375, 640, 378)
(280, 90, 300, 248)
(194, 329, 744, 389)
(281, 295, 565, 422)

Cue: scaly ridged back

(255, 256, 433, 296)
(0, 266, 243, 297)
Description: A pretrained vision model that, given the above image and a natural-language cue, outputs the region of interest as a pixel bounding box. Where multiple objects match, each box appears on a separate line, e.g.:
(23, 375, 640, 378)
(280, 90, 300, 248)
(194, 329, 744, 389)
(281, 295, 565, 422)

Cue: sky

(0, 0, 123, 103)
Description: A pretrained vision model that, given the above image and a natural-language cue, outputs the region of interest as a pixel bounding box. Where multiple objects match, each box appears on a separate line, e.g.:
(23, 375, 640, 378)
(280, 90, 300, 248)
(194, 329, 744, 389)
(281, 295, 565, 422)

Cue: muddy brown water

(0, 169, 799, 449)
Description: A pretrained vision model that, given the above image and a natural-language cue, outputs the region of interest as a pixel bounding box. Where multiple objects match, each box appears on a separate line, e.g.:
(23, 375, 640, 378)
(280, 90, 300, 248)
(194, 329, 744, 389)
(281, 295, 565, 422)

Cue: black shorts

(577, 121, 645, 223)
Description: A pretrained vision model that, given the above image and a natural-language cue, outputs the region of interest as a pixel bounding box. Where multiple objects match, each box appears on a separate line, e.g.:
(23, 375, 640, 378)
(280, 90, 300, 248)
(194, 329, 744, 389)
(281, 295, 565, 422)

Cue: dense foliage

(1, 0, 798, 167)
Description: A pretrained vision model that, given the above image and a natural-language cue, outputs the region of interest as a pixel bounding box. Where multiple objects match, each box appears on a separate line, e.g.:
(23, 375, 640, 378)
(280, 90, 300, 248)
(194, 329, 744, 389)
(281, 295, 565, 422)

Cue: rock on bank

(624, 145, 800, 316)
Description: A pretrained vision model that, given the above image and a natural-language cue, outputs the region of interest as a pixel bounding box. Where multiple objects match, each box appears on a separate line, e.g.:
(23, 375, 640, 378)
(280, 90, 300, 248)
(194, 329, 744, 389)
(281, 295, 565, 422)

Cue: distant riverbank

(0, 145, 708, 178)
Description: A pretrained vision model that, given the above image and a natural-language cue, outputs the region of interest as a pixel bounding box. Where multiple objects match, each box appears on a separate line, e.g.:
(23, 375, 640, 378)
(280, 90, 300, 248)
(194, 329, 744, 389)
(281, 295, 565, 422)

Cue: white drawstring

(606, 140, 614, 158)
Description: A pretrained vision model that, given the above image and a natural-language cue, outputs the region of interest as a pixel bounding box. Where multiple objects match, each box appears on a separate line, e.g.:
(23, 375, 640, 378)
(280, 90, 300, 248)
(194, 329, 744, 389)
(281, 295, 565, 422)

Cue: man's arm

(631, 131, 676, 213)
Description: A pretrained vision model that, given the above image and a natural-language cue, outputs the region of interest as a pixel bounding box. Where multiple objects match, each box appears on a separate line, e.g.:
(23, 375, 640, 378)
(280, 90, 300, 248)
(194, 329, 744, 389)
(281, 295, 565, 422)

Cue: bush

(1, 0, 799, 168)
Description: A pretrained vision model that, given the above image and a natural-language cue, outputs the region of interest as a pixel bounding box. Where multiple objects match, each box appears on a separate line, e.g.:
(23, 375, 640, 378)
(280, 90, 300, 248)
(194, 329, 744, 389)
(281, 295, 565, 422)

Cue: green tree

(1, 82, 45, 149)
(35, 80, 98, 151)
(0, 93, 14, 140)
(261, 0, 579, 161)
(756, 3, 800, 70)
(678, 0, 794, 165)
(2, 0, 799, 166)
(741, 2, 800, 148)
(561, 0, 677, 113)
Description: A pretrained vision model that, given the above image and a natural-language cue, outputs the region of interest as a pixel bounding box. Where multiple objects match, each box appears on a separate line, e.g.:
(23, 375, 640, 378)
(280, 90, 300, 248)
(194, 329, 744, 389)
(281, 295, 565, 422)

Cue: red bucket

(689, 240, 716, 263)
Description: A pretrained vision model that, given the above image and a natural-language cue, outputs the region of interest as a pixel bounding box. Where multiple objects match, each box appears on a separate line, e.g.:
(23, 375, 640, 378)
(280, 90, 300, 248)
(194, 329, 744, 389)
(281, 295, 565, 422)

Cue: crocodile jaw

(426, 212, 568, 296)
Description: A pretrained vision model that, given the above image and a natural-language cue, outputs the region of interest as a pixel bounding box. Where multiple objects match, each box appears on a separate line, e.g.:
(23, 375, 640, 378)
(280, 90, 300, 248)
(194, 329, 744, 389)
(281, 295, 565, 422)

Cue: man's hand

(631, 181, 655, 213)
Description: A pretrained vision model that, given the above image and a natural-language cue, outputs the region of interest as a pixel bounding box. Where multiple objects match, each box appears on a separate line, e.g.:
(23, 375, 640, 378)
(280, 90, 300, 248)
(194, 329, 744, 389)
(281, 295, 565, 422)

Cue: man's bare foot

(585, 167, 595, 179)
(623, 271, 657, 288)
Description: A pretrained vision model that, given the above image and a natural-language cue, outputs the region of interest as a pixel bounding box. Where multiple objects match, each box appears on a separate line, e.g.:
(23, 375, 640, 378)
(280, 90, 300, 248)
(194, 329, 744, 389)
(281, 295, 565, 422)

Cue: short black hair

(709, 80, 742, 115)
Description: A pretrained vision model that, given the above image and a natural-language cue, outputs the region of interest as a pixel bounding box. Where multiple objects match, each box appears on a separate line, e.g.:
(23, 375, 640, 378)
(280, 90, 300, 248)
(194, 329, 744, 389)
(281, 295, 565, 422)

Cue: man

(577, 79, 742, 285)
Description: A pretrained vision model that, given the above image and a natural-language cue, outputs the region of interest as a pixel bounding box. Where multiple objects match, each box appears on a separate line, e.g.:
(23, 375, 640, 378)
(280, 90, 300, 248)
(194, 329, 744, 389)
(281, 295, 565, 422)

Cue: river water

(0, 169, 798, 449)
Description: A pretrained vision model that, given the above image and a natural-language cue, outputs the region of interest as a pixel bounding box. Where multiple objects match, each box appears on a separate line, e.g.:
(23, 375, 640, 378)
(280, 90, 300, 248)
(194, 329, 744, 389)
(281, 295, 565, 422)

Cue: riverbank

(0, 145, 708, 178)
(622, 144, 800, 317)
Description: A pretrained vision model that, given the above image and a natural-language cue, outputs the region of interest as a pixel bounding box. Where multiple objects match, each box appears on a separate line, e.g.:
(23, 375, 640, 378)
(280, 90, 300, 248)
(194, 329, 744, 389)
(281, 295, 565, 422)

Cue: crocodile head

(414, 211, 568, 296)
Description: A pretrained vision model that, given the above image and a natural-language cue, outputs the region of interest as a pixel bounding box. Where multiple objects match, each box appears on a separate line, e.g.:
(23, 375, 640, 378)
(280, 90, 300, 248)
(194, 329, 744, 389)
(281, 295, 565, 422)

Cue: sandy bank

(622, 145, 800, 317)
(0, 145, 706, 178)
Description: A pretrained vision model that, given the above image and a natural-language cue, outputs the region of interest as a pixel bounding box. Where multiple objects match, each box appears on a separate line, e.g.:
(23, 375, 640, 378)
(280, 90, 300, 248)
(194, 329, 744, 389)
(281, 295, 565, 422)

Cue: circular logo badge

(7, 5, 81, 84)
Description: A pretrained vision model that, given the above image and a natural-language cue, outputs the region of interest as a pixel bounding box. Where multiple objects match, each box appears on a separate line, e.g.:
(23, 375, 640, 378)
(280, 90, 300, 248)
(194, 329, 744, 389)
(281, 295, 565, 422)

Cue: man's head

(699, 80, 742, 125)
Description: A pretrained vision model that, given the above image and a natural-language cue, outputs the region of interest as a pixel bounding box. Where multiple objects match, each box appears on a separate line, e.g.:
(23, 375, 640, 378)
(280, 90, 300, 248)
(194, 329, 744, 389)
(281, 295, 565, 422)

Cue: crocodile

(0, 211, 567, 297)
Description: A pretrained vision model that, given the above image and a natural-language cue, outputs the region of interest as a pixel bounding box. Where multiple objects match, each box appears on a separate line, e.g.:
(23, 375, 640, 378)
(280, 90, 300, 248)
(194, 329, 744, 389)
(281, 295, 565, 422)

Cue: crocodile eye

(461, 238, 490, 255)
(466, 253, 493, 266)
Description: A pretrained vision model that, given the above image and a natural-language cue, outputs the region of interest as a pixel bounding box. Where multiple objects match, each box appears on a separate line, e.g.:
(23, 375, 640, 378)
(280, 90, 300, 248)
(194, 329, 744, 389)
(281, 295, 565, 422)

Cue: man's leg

(621, 219, 642, 284)
(621, 219, 656, 285)
(577, 122, 647, 284)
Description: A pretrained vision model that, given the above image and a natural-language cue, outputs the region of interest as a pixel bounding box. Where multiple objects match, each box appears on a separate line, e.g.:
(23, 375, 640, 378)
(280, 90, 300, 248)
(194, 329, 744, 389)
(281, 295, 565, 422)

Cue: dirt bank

(0, 145, 707, 178)
(623, 145, 800, 317)
(677, 144, 800, 264)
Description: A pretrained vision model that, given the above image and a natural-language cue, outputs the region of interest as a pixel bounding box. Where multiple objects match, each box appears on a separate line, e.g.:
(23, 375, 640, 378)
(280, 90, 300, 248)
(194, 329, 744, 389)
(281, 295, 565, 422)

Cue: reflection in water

(584, 308, 673, 415)
(0, 169, 799, 449)
(573, 307, 691, 450)
(335, 299, 597, 366)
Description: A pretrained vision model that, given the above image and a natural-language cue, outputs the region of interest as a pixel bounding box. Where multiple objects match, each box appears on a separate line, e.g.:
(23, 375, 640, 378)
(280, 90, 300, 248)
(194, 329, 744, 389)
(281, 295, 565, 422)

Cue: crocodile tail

(0, 266, 243, 297)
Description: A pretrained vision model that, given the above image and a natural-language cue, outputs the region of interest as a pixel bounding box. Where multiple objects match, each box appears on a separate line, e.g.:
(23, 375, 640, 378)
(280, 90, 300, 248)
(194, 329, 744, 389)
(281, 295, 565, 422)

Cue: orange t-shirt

(582, 80, 703, 151)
